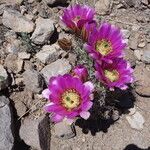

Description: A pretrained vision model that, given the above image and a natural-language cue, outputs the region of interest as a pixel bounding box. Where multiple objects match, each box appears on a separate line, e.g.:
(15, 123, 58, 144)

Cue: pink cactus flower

(95, 59, 134, 90)
(42, 74, 94, 123)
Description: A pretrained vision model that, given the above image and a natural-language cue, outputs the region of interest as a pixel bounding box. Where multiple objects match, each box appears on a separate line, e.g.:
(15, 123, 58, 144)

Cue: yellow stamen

(96, 39, 112, 56)
(104, 70, 119, 82)
(61, 89, 80, 110)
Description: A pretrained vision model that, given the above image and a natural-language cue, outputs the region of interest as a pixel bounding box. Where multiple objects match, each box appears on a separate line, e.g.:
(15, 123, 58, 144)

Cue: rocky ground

(0, 0, 150, 150)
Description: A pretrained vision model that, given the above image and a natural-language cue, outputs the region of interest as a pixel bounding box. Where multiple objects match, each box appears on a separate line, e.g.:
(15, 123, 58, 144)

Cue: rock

(18, 52, 31, 60)
(134, 50, 143, 61)
(4, 54, 24, 73)
(17, 58, 24, 73)
(41, 59, 71, 83)
(2, 8, 35, 33)
(0, 96, 14, 150)
(4, 54, 18, 72)
(0, 0, 23, 5)
(20, 115, 50, 150)
(0, 65, 9, 90)
(141, 0, 149, 5)
(6, 39, 22, 54)
(14, 101, 27, 117)
(142, 50, 150, 63)
(134, 64, 150, 96)
(125, 49, 136, 67)
(138, 42, 146, 48)
(54, 121, 76, 139)
(122, 29, 130, 39)
(23, 69, 44, 94)
(68, 53, 77, 66)
(129, 32, 139, 50)
(126, 111, 145, 130)
(36, 44, 60, 64)
(95, 0, 112, 15)
(31, 17, 54, 45)
(43, 0, 68, 6)
(128, 106, 136, 116)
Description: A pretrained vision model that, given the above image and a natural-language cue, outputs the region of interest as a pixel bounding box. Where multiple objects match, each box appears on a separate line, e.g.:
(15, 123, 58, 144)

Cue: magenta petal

(42, 89, 51, 99)
(82, 101, 93, 111)
(80, 111, 90, 120)
(84, 81, 94, 92)
(51, 114, 64, 123)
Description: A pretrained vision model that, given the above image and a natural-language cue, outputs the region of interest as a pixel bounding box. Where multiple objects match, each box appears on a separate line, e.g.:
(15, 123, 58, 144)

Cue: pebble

(18, 52, 31, 60)
(134, 50, 143, 60)
(138, 42, 146, 48)
(142, 50, 150, 63)
(2, 8, 35, 33)
(126, 111, 145, 130)
(95, 0, 112, 15)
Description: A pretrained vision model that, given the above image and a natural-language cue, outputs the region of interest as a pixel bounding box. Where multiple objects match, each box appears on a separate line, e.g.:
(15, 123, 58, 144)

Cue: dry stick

(18, 100, 42, 120)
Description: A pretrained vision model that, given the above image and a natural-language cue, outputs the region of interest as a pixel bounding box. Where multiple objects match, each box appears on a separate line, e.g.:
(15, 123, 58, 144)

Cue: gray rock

(2, 8, 35, 33)
(134, 50, 143, 61)
(126, 111, 145, 130)
(4, 54, 24, 73)
(19, 115, 50, 150)
(54, 121, 76, 139)
(31, 17, 54, 45)
(18, 52, 31, 60)
(14, 101, 27, 117)
(0, 0, 23, 5)
(0, 65, 9, 90)
(41, 59, 71, 83)
(43, 0, 68, 5)
(129, 32, 139, 50)
(36, 44, 60, 64)
(122, 29, 131, 39)
(6, 39, 22, 54)
(23, 69, 44, 93)
(0, 96, 14, 150)
(142, 50, 150, 63)
(95, 0, 112, 15)
(134, 64, 150, 96)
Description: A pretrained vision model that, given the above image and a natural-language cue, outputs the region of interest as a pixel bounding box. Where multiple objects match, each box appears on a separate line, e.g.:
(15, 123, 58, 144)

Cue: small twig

(18, 100, 42, 120)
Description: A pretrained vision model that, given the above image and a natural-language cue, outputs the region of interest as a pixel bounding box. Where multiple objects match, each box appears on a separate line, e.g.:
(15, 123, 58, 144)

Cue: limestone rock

(2, 8, 35, 33)
(36, 44, 60, 64)
(126, 111, 145, 130)
(0, 96, 14, 150)
(23, 69, 44, 94)
(31, 17, 54, 45)
(20, 115, 50, 150)
(95, 0, 112, 15)
(0, 65, 9, 90)
(41, 59, 71, 83)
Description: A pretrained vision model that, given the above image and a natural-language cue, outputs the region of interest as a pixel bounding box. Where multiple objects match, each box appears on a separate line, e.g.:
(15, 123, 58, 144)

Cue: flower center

(95, 40, 112, 56)
(104, 70, 119, 82)
(61, 89, 80, 110)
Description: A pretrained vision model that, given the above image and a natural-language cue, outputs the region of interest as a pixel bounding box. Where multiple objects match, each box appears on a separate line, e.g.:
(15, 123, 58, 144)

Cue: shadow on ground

(76, 87, 136, 136)
(124, 144, 150, 150)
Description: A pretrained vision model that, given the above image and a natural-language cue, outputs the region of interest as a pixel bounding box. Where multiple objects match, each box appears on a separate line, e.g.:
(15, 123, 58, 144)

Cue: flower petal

(80, 111, 90, 120)
(84, 81, 94, 92)
(51, 114, 64, 123)
(42, 89, 51, 99)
